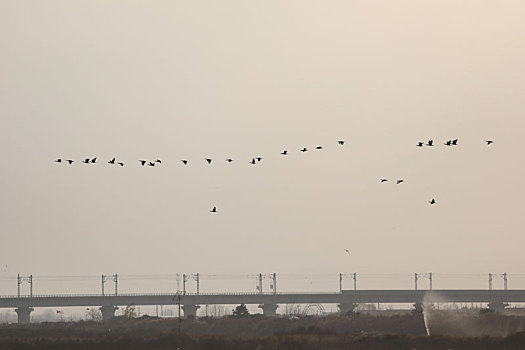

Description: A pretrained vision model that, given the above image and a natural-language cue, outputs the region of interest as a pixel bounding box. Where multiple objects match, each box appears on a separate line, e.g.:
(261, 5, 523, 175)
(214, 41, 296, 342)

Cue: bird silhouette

(66, 160, 74, 165)
(226, 158, 233, 163)
(256, 157, 262, 162)
(426, 140, 433, 146)
(281, 150, 288, 155)
(117, 162, 124, 167)
(108, 158, 116, 164)
(250, 158, 256, 164)
(429, 198, 436, 204)
(83, 159, 90, 164)
(210, 206, 217, 213)
(300, 148, 307, 152)
(316, 146, 323, 150)
(486, 140, 494, 145)
(380, 179, 388, 183)
(338, 140, 345, 145)
(397, 180, 404, 184)
(416, 142, 424, 147)
(139, 160, 147, 166)
(344, 249, 350, 255)
(206, 158, 212, 164)
(155, 159, 162, 163)
(444, 140, 452, 146)
(55, 158, 62, 163)
(148, 162, 155, 166)
(91, 157, 97, 163)
(451, 139, 458, 145)
(181, 160, 188, 165)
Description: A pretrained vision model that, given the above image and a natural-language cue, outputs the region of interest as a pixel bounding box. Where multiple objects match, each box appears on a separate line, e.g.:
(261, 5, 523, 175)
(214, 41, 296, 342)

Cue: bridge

(2, 289, 524, 323)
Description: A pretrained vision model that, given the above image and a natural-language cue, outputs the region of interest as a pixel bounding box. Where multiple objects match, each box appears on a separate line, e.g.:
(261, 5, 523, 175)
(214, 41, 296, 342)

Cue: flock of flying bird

(54, 141, 346, 168)
(55, 138, 494, 211)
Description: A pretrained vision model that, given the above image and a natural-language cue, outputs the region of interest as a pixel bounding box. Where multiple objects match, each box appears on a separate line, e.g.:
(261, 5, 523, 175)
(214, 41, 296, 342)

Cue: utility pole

(489, 273, 493, 290)
(353, 272, 357, 291)
(102, 274, 117, 296)
(177, 293, 181, 336)
(414, 273, 418, 291)
(504, 272, 508, 290)
(17, 274, 33, 297)
(196, 273, 200, 295)
(429, 272, 432, 290)
(272, 273, 277, 294)
(183, 274, 186, 295)
(339, 273, 343, 292)
(259, 273, 263, 294)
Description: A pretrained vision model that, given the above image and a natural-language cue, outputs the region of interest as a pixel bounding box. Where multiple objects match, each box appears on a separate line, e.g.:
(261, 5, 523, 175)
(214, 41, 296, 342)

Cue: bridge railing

(0, 291, 342, 299)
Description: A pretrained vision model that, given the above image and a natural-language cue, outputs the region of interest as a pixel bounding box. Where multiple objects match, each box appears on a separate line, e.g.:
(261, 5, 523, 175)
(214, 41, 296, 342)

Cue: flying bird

(148, 162, 155, 166)
(226, 158, 233, 163)
(139, 160, 147, 166)
(205, 158, 212, 164)
(416, 142, 424, 147)
(55, 158, 62, 163)
(256, 157, 262, 162)
(486, 140, 494, 145)
(344, 249, 350, 255)
(117, 162, 124, 167)
(338, 140, 345, 145)
(181, 160, 188, 165)
(316, 146, 323, 150)
(380, 179, 388, 183)
(300, 148, 307, 152)
(83, 159, 90, 164)
(250, 158, 256, 164)
(108, 158, 116, 164)
(444, 140, 452, 146)
(281, 150, 288, 155)
(155, 159, 162, 163)
(210, 206, 217, 213)
(91, 157, 97, 163)
(426, 140, 433, 146)
(429, 198, 436, 205)
(66, 160, 74, 165)
(397, 180, 404, 184)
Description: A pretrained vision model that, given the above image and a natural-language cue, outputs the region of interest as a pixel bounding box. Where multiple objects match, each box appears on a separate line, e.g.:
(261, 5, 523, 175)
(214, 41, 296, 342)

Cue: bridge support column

(338, 303, 356, 314)
(488, 302, 508, 313)
(182, 304, 200, 317)
(259, 304, 278, 316)
(15, 306, 33, 324)
(100, 305, 118, 321)
(413, 302, 423, 313)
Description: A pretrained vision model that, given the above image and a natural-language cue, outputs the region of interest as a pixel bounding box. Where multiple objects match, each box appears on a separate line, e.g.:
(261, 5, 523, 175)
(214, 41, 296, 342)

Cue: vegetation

(231, 304, 249, 317)
(1, 312, 525, 349)
(123, 304, 137, 318)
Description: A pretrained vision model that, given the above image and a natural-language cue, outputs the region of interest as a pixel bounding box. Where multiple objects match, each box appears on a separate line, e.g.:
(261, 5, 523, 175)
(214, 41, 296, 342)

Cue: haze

(1, 1, 525, 294)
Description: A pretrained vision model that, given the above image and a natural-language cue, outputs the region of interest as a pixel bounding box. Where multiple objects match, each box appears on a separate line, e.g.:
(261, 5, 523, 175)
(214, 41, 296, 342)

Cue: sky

(1, 1, 525, 295)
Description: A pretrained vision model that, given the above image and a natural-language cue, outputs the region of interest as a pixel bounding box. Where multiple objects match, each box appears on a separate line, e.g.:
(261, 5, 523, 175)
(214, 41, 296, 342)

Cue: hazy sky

(1, 1, 525, 293)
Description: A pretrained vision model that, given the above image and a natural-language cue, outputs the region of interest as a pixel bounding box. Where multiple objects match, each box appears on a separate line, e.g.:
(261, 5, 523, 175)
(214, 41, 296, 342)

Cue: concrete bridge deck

(1, 290, 523, 323)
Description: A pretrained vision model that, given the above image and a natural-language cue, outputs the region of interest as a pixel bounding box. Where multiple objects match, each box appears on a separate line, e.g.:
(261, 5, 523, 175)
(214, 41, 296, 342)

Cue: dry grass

(1, 312, 525, 349)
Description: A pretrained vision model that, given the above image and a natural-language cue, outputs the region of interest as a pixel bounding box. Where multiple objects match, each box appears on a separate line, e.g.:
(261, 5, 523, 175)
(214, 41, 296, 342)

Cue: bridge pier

(100, 305, 118, 321)
(15, 306, 33, 324)
(182, 304, 200, 317)
(488, 302, 508, 313)
(259, 304, 278, 316)
(338, 303, 356, 314)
